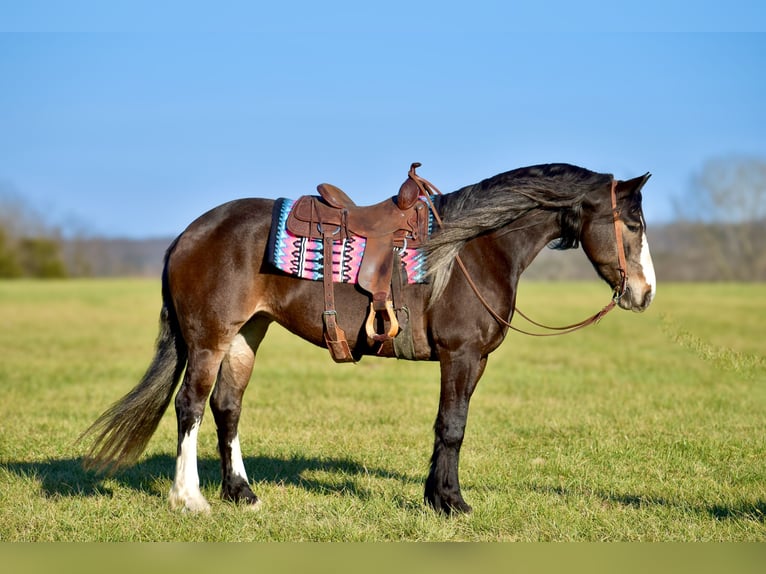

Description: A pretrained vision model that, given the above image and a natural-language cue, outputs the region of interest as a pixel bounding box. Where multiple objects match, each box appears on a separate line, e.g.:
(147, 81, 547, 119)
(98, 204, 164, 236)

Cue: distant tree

(0, 227, 22, 277)
(17, 237, 67, 278)
(0, 183, 69, 278)
(687, 156, 766, 223)
(676, 156, 766, 281)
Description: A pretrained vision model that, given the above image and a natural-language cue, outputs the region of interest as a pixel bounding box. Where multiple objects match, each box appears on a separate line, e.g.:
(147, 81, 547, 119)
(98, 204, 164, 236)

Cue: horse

(81, 162, 656, 514)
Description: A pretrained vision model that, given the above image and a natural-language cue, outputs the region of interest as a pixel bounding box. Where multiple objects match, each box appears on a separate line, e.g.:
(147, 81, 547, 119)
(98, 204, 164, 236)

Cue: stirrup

(365, 300, 400, 343)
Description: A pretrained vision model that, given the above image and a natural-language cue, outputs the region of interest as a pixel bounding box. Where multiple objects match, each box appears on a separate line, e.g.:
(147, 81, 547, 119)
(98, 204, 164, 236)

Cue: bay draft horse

(82, 163, 656, 514)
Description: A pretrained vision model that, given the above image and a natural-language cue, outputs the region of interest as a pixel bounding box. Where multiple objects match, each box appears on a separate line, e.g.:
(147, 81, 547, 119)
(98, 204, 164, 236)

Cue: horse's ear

(617, 172, 651, 196)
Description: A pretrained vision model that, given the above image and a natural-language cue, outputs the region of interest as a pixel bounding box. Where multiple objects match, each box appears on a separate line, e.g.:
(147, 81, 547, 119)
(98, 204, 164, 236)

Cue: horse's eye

(625, 223, 642, 233)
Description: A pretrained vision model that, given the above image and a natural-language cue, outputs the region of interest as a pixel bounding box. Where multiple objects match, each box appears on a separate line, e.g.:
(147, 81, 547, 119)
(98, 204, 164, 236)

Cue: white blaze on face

(640, 231, 656, 304)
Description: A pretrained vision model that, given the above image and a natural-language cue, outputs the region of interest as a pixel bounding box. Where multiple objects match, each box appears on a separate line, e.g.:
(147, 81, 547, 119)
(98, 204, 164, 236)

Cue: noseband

(412, 165, 628, 337)
(610, 178, 628, 303)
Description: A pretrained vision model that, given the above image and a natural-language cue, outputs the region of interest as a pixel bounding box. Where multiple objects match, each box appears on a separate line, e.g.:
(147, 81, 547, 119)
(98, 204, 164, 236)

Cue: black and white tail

(81, 249, 187, 473)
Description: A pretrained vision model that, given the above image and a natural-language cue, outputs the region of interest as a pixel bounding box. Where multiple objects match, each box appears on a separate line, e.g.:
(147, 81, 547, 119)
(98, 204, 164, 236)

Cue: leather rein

(408, 163, 628, 337)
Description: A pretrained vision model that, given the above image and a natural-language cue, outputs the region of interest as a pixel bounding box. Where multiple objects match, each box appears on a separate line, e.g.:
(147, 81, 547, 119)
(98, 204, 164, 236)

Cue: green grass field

(0, 278, 763, 541)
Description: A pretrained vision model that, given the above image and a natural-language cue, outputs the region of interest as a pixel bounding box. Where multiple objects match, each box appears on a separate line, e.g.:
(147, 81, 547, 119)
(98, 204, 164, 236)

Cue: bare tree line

(0, 186, 68, 278)
(669, 156, 766, 281)
(1, 156, 765, 280)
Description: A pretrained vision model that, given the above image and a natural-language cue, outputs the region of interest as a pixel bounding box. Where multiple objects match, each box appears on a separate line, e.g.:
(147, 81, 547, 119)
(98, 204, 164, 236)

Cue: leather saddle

(285, 166, 429, 362)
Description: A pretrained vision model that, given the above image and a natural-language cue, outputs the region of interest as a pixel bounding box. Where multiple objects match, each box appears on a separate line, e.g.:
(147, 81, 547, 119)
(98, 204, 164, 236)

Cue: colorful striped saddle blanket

(267, 198, 431, 285)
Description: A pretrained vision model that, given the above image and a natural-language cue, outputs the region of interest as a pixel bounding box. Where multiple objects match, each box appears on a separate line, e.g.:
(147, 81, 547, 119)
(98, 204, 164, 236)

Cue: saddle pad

(267, 198, 429, 284)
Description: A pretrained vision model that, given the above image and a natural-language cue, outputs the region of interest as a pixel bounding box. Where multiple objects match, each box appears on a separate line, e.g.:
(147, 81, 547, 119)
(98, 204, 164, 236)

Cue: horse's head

(580, 174, 656, 312)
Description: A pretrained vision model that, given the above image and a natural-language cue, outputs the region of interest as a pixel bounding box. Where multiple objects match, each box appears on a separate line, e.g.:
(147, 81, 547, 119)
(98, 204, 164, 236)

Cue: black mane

(425, 163, 613, 300)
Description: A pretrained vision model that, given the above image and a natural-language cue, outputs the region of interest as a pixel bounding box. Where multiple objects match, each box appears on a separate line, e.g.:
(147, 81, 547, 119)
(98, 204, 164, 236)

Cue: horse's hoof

(175, 499, 212, 514)
(446, 500, 473, 515)
(221, 480, 261, 509)
(168, 489, 212, 514)
(225, 492, 262, 512)
(425, 496, 472, 515)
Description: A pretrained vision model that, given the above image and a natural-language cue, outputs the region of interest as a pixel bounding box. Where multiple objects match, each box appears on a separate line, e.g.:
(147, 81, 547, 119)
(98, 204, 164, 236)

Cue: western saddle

(285, 163, 431, 362)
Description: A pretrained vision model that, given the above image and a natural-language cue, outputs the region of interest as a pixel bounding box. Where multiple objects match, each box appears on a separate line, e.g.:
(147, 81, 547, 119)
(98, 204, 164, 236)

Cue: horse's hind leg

(168, 347, 226, 513)
(210, 318, 269, 508)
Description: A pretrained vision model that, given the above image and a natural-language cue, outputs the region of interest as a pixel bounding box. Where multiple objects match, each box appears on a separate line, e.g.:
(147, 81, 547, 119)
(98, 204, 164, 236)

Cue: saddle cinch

(285, 166, 430, 362)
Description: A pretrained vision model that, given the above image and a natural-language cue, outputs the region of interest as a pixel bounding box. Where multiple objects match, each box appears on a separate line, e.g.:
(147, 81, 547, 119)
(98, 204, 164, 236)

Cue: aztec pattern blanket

(267, 198, 430, 285)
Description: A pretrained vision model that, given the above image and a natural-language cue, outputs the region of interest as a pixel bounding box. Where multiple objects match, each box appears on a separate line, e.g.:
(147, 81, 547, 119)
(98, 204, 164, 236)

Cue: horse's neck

(493, 210, 563, 276)
(445, 209, 561, 336)
(458, 209, 561, 306)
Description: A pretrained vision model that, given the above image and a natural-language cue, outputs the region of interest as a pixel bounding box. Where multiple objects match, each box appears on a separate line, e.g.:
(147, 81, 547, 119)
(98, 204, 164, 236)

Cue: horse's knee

(435, 416, 466, 449)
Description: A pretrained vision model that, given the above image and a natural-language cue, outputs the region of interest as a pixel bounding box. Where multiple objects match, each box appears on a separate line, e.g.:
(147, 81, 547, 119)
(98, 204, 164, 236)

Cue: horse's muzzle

(618, 283, 655, 312)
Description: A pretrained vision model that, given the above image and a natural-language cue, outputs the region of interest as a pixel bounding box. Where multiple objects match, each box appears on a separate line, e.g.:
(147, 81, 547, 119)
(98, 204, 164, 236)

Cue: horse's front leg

(425, 351, 488, 514)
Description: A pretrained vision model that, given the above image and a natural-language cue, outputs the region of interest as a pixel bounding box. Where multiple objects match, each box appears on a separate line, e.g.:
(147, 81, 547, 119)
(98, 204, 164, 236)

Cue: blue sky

(1, 4, 765, 238)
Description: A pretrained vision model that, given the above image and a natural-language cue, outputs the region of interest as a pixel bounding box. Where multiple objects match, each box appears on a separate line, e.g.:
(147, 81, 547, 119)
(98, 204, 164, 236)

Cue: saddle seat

(317, 176, 420, 211)
(285, 168, 430, 362)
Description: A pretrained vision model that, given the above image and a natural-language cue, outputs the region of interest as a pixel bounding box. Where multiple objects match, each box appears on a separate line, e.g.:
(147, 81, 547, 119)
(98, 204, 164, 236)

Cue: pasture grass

(0, 278, 764, 541)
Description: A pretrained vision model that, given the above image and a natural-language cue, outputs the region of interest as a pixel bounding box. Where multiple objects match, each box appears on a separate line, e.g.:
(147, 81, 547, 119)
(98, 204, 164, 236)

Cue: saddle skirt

(267, 198, 431, 286)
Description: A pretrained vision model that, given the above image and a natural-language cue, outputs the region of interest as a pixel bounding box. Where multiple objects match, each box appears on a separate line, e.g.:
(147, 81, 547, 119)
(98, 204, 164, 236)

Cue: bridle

(409, 163, 628, 337)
